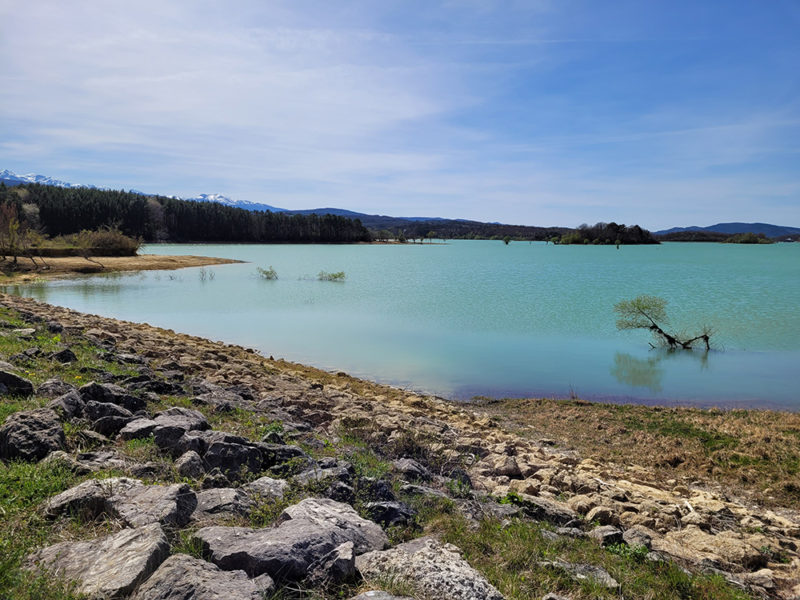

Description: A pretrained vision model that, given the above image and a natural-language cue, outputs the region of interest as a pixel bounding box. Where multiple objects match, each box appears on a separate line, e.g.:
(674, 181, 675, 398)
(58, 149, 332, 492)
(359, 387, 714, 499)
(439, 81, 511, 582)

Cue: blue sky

(1, 0, 798, 229)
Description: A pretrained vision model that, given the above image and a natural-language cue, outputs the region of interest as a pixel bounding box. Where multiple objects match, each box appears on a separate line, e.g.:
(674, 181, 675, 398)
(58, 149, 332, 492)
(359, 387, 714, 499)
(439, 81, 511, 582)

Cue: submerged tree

(614, 295, 712, 351)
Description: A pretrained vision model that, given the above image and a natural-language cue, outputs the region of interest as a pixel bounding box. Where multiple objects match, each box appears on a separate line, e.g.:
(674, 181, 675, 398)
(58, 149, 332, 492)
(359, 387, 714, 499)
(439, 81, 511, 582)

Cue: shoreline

(0, 293, 798, 596)
(0, 253, 243, 284)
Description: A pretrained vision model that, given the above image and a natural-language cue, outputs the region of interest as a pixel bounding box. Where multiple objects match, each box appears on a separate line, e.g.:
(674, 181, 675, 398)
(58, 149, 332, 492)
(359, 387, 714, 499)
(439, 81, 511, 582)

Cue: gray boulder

(203, 441, 263, 479)
(37, 378, 77, 398)
(514, 493, 577, 525)
(364, 501, 416, 527)
(92, 415, 137, 437)
(0, 369, 34, 396)
(193, 488, 253, 523)
(538, 560, 619, 590)
(47, 390, 85, 421)
(306, 541, 356, 586)
(194, 498, 388, 582)
(130, 553, 274, 600)
(51, 348, 77, 363)
(79, 381, 145, 412)
(293, 464, 353, 488)
(0, 408, 65, 461)
(119, 418, 159, 441)
(175, 450, 205, 479)
(356, 537, 504, 600)
(622, 526, 654, 549)
(349, 593, 413, 600)
(29, 523, 169, 599)
(46, 477, 197, 528)
(241, 476, 289, 501)
(153, 407, 209, 432)
(588, 525, 623, 547)
(392, 458, 431, 481)
(84, 400, 134, 421)
(170, 430, 249, 457)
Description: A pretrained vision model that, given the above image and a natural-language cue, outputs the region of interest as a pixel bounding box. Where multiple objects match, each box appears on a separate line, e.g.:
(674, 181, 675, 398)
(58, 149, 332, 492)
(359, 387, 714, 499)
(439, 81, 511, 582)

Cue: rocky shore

(0, 292, 798, 599)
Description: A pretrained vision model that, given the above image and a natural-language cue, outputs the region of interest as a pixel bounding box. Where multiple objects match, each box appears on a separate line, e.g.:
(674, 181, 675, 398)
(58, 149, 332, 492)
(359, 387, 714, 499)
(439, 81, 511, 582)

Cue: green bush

(317, 270, 345, 281)
(257, 266, 278, 280)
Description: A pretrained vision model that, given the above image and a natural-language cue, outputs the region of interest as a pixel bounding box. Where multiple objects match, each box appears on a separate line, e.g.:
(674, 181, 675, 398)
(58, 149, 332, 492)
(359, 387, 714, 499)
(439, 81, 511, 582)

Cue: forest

(0, 183, 371, 244)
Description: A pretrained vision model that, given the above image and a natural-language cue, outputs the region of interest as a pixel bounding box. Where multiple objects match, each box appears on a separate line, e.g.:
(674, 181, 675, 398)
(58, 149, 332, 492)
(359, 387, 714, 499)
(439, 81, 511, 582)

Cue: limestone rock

(241, 475, 289, 501)
(364, 501, 416, 527)
(130, 553, 273, 600)
(278, 498, 389, 554)
(193, 488, 253, 522)
(46, 477, 197, 528)
(0, 369, 34, 396)
(84, 400, 134, 421)
(306, 541, 356, 586)
(30, 523, 169, 599)
(622, 526, 654, 549)
(194, 498, 387, 582)
(47, 390, 85, 421)
(356, 537, 504, 600)
(79, 381, 145, 412)
(514, 493, 577, 525)
(37, 378, 77, 399)
(119, 418, 158, 441)
(538, 560, 619, 590)
(392, 458, 431, 481)
(153, 406, 209, 432)
(586, 505, 617, 526)
(203, 441, 263, 479)
(0, 408, 65, 461)
(348, 593, 413, 600)
(653, 526, 768, 570)
(175, 450, 205, 479)
(588, 525, 623, 546)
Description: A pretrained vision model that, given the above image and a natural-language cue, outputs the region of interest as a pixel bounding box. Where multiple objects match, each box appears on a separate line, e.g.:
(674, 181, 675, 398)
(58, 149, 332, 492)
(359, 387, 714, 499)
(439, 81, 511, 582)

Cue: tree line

(0, 183, 371, 244)
(556, 222, 658, 245)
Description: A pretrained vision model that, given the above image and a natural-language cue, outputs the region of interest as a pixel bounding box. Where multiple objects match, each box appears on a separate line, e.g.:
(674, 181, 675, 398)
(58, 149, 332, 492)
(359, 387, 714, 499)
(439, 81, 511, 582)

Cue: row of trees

(556, 222, 658, 245)
(0, 183, 371, 244)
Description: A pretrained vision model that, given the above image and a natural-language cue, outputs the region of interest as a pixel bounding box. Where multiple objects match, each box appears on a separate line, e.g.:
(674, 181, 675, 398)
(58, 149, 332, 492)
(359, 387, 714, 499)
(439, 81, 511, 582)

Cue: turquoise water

(6, 241, 800, 409)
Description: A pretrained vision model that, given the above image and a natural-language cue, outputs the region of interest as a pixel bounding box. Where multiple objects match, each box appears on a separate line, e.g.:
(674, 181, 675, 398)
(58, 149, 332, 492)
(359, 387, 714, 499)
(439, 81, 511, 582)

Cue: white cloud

(0, 0, 798, 228)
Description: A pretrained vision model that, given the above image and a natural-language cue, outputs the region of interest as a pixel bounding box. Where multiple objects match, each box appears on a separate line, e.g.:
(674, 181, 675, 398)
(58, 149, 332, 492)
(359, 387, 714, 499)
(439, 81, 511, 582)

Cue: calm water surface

(6, 241, 799, 409)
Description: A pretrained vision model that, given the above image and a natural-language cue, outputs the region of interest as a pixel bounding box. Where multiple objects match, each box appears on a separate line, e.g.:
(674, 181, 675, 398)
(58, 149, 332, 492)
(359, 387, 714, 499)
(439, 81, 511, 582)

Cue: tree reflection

(611, 349, 710, 393)
(611, 353, 664, 392)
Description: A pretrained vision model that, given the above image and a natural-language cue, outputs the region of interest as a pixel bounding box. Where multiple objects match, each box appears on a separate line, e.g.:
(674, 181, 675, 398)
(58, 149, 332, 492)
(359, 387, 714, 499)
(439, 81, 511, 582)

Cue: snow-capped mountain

(184, 193, 285, 212)
(0, 169, 286, 212)
(0, 169, 109, 190)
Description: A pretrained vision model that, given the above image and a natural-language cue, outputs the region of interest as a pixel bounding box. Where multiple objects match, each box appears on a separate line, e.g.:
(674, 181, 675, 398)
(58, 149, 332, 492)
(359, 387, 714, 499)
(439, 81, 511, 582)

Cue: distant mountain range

(2, 169, 797, 237)
(654, 223, 800, 238)
(0, 169, 476, 231)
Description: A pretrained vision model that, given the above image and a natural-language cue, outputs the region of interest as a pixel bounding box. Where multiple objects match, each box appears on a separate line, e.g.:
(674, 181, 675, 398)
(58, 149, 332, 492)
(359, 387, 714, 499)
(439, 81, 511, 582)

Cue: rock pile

(1, 293, 799, 599)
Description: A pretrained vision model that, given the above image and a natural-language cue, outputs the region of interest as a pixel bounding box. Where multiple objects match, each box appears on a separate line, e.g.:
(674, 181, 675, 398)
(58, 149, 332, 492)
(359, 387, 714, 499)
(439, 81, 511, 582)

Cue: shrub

(257, 266, 278, 280)
(318, 270, 345, 281)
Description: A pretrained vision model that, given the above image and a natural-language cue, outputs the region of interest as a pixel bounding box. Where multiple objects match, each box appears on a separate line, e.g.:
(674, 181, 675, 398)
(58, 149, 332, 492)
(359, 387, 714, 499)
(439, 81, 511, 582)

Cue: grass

(434, 516, 754, 600)
(0, 460, 85, 599)
(475, 397, 800, 508)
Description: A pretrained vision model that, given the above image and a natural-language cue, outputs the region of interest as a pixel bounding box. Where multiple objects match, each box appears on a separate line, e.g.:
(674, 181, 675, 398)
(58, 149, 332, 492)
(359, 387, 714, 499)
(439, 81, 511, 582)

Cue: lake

(5, 241, 799, 409)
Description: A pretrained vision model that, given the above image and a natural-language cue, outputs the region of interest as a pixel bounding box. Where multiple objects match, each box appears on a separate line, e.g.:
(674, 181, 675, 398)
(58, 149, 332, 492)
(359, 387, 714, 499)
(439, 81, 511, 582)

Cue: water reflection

(611, 349, 710, 393)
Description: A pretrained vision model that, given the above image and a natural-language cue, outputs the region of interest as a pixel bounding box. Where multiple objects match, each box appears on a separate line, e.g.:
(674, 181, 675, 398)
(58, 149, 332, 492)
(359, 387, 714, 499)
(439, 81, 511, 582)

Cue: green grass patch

(435, 516, 754, 600)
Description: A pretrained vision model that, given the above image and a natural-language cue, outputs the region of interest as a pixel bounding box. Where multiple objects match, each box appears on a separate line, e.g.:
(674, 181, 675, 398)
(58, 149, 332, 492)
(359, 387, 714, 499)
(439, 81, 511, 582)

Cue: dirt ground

(0, 254, 242, 283)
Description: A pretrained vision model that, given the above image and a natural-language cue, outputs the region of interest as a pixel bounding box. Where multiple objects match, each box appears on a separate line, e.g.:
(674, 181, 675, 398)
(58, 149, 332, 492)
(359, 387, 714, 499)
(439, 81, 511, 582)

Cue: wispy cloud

(1, 0, 798, 228)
